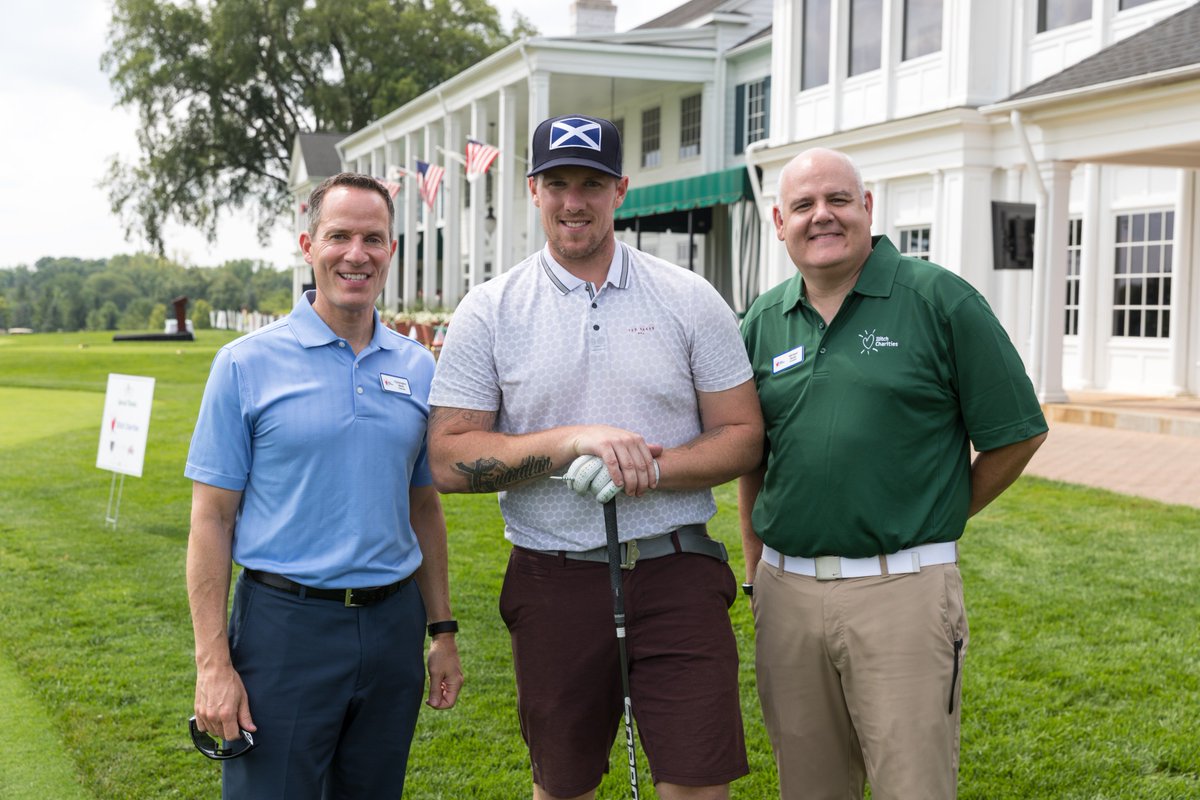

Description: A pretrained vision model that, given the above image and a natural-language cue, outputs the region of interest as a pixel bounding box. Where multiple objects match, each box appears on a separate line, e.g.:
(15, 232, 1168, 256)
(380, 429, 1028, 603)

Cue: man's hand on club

(563, 454, 660, 503)
(565, 426, 662, 498)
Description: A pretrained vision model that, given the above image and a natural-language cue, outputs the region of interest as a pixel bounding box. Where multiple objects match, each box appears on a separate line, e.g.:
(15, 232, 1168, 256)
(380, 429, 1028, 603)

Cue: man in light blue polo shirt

(185, 173, 462, 799)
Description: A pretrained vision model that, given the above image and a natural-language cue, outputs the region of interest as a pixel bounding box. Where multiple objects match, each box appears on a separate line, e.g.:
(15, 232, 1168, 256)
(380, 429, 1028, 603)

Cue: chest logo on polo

(772, 345, 805, 374)
(858, 329, 900, 355)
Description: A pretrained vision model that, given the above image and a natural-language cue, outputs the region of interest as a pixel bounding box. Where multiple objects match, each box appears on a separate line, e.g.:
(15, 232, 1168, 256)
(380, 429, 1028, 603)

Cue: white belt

(761, 541, 957, 581)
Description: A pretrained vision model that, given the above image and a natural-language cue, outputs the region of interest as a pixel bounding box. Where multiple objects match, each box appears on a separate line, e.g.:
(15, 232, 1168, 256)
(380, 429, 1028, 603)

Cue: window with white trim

(802, 0, 831, 90)
(903, 0, 943, 59)
(679, 94, 702, 160)
(1112, 210, 1173, 338)
(850, 0, 883, 75)
(735, 77, 770, 154)
(899, 226, 931, 260)
(1038, 0, 1090, 32)
(641, 107, 661, 169)
(1065, 217, 1082, 336)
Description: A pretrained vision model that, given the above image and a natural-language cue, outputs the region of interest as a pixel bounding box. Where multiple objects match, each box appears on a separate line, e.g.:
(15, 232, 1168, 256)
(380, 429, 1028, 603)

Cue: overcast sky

(0, 0, 682, 270)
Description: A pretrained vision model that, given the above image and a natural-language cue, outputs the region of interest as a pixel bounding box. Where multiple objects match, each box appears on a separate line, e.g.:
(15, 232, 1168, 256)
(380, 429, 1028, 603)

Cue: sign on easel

(97, 373, 156, 527)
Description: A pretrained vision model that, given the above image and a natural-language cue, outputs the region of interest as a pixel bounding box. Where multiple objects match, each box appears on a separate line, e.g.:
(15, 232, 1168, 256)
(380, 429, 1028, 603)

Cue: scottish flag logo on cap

(549, 118, 603, 152)
(528, 113, 623, 178)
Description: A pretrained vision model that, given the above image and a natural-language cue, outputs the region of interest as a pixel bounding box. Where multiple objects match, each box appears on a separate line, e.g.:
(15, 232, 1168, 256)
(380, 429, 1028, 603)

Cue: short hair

(306, 173, 395, 235)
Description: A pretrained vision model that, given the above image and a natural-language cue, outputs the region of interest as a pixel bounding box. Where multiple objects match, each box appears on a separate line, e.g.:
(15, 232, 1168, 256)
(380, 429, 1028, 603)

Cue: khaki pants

(753, 560, 968, 800)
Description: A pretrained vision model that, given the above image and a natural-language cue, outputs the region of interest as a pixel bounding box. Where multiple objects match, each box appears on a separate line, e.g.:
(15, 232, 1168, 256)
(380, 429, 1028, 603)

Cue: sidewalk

(1025, 393, 1200, 509)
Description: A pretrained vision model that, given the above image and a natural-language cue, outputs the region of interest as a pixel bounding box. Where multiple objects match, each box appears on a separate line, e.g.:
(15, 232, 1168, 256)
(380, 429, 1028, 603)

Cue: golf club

(603, 498, 640, 799)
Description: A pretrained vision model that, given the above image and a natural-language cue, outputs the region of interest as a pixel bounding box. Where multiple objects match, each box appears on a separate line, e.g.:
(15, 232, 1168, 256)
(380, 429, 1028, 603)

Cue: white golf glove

(561, 455, 659, 504)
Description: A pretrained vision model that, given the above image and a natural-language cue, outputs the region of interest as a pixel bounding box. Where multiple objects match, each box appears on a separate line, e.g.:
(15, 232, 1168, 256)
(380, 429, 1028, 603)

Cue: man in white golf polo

(428, 113, 762, 799)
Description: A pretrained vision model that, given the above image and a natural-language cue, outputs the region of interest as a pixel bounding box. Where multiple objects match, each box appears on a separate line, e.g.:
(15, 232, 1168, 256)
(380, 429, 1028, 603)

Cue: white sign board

(96, 374, 156, 478)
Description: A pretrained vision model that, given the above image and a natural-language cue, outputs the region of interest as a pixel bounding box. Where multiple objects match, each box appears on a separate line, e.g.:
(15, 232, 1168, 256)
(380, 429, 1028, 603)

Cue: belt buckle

(814, 556, 842, 581)
(344, 589, 364, 607)
(621, 539, 640, 570)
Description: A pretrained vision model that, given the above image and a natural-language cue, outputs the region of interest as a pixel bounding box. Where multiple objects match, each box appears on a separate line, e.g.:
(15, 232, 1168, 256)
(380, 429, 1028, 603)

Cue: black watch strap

(428, 620, 459, 637)
(741, 583, 754, 597)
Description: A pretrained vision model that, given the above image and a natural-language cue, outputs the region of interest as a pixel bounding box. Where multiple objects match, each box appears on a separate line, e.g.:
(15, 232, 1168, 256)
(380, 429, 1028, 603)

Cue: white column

(402, 132, 420, 309)
(1077, 164, 1102, 390)
(1168, 168, 1195, 395)
(929, 169, 944, 265)
(702, 78, 720, 173)
(527, 71, 551, 255)
(938, 165, 994, 288)
(384, 140, 402, 312)
(829, 0, 846, 132)
(1037, 161, 1073, 403)
(772, 0, 798, 140)
(423, 126, 440, 306)
(870, 178, 888, 240)
(879, 0, 895, 119)
(442, 113, 463, 308)
(495, 85, 518, 275)
(468, 99, 490, 290)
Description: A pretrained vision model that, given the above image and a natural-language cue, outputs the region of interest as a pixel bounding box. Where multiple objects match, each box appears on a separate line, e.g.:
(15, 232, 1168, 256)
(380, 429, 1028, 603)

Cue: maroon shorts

(499, 543, 748, 797)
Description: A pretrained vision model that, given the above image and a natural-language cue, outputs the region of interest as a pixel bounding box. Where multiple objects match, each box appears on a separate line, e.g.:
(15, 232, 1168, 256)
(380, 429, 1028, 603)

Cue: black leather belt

(244, 569, 412, 607)
(536, 524, 728, 570)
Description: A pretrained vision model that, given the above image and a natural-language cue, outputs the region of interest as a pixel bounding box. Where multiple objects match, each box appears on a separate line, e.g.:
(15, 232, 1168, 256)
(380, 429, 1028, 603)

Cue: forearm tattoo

(454, 455, 554, 492)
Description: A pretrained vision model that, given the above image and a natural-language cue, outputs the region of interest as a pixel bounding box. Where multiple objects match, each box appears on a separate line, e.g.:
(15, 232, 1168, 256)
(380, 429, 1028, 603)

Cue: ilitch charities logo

(550, 118, 602, 151)
(858, 329, 900, 355)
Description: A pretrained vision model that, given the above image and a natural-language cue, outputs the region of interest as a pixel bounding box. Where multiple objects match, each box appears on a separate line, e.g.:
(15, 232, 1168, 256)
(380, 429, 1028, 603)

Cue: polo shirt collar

(784, 234, 900, 312)
(852, 235, 900, 298)
(539, 241, 630, 296)
(289, 290, 398, 351)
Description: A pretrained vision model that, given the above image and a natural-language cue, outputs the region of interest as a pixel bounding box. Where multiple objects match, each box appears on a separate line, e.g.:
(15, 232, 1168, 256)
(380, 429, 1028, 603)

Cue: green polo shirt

(741, 235, 1047, 558)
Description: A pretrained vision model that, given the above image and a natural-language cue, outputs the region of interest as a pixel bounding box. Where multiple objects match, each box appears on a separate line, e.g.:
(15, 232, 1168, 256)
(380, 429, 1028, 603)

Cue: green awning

(614, 167, 753, 220)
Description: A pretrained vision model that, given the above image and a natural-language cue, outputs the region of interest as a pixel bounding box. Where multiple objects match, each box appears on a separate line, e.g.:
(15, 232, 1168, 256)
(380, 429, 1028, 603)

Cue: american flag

(416, 160, 445, 209)
(465, 138, 500, 183)
(378, 179, 402, 199)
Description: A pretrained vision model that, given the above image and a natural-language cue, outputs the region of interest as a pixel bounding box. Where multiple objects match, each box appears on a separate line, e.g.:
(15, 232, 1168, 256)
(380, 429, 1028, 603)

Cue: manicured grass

(0, 331, 1197, 798)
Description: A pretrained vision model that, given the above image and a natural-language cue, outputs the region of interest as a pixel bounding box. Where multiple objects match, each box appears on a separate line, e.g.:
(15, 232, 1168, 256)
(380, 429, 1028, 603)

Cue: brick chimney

(571, 0, 618, 36)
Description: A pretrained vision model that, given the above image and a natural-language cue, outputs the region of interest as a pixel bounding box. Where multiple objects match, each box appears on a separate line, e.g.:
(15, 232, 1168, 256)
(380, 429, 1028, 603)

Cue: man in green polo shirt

(739, 148, 1047, 800)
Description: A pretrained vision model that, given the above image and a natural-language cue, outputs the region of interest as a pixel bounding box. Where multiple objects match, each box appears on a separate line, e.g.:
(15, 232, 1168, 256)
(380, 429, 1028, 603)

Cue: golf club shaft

(604, 499, 640, 799)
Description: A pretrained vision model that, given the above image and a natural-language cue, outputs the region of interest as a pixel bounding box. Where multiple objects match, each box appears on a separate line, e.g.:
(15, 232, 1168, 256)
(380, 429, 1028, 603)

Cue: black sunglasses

(189, 716, 257, 760)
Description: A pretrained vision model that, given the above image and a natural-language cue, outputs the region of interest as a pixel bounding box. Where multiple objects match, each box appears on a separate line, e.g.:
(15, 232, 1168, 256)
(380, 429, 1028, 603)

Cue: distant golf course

(1, 330, 1197, 798)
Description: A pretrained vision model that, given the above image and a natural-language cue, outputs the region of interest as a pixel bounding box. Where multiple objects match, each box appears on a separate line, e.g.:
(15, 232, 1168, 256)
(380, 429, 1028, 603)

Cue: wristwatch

(427, 620, 459, 637)
(741, 583, 754, 597)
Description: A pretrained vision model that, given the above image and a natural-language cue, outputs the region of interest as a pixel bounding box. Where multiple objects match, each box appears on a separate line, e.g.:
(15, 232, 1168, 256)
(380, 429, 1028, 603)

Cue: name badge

(772, 346, 806, 374)
(380, 374, 412, 395)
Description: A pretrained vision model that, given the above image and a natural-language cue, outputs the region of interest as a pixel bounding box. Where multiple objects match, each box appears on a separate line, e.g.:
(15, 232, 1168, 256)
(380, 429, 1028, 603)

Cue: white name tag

(772, 346, 806, 374)
(379, 374, 412, 395)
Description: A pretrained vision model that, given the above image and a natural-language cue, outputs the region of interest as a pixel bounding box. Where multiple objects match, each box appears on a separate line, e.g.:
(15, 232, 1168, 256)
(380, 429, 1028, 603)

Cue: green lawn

(0, 331, 1197, 798)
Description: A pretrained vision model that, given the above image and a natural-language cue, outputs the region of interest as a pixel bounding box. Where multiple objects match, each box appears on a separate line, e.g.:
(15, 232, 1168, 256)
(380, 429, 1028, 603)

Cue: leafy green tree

(87, 302, 121, 331)
(192, 298, 213, 329)
(102, 0, 534, 255)
(119, 298, 156, 331)
(147, 303, 168, 333)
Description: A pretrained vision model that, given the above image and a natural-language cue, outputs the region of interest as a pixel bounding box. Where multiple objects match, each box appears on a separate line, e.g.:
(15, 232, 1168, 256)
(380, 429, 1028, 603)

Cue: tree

(103, 0, 534, 255)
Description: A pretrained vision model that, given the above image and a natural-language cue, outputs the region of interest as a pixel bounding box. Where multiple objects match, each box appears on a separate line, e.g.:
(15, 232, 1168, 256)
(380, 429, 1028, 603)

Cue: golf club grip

(604, 499, 625, 618)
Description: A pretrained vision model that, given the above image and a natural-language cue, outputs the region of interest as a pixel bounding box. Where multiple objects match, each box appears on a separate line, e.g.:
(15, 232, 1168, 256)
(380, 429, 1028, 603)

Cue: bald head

(773, 148, 875, 286)
(779, 149, 866, 204)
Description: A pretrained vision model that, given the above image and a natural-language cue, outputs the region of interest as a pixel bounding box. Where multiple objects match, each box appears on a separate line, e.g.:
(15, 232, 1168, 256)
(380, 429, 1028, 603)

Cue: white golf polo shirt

(430, 241, 752, 551)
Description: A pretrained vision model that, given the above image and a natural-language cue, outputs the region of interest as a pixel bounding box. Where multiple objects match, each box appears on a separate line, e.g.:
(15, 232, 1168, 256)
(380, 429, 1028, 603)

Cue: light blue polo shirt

(185, 291, 434, 588)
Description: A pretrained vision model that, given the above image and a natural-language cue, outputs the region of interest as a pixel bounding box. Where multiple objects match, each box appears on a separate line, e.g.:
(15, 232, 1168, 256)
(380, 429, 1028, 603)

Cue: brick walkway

(1025, 394, 1200, 509)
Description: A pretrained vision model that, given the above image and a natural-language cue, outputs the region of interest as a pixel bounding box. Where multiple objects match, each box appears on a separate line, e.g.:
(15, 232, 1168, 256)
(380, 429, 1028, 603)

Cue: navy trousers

(222, 571, 426, 800)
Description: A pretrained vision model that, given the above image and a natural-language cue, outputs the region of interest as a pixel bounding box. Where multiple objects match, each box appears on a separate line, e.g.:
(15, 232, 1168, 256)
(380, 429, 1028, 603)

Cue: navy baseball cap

(527, 114, 623, 178)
